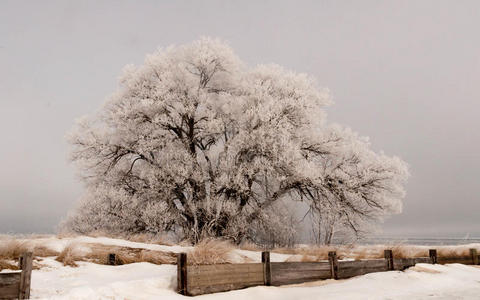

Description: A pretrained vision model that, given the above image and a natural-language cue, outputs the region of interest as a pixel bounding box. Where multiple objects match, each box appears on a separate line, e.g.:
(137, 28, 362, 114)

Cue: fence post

(384, 249, 394, 270)
(108, 253, 116, 265)
(470, 249, 478, 265)
(328, 251, 338, 279)
(429, 249, 437, 264)
(19, 252, 32, 299)
(177, 253, 188, 295)
(262, 251, 271, 286)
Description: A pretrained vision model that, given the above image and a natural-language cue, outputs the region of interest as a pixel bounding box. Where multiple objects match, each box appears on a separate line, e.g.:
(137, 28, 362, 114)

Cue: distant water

(358, 237, 480, 246)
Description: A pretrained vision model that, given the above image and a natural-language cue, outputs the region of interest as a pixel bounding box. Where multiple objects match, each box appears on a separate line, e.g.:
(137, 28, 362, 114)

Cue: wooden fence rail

(177, 248, 480, 296)
(0, 252, 33, 300)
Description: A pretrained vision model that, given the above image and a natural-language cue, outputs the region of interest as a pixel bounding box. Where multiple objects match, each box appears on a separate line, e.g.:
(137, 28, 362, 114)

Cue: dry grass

(437, 246, 471, 257)
(55, 243, 81, 267)
(239, 241, 263, 252)
(271, 244, 479, 261)
(0, 259, 19, 271)
(0, 239, 30, 260)
(187, 239, 234, 265)
(33, 246, 60, 257)
(273, 245, 352, 261)
(390, 245, 429, 258)
(54, 242, 177, 267)
(0, 238, 61, 270)
(124, 233, 175, 246)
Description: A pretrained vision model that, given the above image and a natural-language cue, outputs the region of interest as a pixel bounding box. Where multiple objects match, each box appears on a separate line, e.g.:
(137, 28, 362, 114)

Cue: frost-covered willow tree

(63, 38, 409, 244)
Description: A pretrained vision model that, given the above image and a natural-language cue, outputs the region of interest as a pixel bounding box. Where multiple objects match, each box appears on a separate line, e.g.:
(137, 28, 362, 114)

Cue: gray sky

(1, 0, 479, 237)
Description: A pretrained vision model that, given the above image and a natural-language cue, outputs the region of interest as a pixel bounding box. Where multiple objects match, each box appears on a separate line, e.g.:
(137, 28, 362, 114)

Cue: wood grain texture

(328, 251, 338, 279)
(337, 259, 388, 279)
(262, 251, 271, 286)
(0, 272, 21, 300)
(470, 249, 478, 265)
(187, 263, 263, 296)
(392, 257, 431, 270)
(19, 252, 33, 299)
(437, 256, 473, 265)
(177, 253, 187, 295)
(271, 262, 331, 285)
(179, 250, 480, 296)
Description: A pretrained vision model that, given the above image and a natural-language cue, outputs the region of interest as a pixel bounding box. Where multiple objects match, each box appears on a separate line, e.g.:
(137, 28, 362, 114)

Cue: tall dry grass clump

(0, 239, 30, 260)
(187, 239, 234, 265)
(56, 243, 82, 267)
(391, 245, 428, 258)
(437, 246, 471, 257)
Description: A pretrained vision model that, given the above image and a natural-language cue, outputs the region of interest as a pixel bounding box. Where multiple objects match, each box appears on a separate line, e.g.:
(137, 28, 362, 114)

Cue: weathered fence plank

(0, 252, 32, 300)
(177, 248, 480, 296)
(0, 273, 21, 299)
(437, 256, 473, 265)
(392, 257, 431, 270)
(270, 262, 331, 286)
(337, 259, 388, 279)
(187, 263, 263, 296)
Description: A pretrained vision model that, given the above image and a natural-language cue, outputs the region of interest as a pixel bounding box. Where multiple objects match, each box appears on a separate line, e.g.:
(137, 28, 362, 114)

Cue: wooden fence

(177, 248, 479, 296)
(0, 252, 33, 300)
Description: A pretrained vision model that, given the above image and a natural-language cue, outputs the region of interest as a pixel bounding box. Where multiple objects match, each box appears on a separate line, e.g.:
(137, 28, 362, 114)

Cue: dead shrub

(187, 239, 234, 265)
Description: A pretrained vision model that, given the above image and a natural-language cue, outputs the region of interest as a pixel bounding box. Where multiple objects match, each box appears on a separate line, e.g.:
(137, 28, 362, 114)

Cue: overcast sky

(1, 0, 479, 237)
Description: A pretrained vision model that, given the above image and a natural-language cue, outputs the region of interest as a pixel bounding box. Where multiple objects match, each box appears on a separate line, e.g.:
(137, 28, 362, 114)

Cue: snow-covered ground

(29, 259, 480, 299)
(2, 235, 480, 299)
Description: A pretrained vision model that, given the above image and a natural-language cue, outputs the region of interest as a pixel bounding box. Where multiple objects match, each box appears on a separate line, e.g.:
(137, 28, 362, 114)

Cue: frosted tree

(304, 125, 409, 244)
(63, 38, 408, 244)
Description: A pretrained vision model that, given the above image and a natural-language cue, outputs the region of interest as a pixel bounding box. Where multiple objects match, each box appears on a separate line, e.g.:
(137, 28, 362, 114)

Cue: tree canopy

(64, 38, 409, 244)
